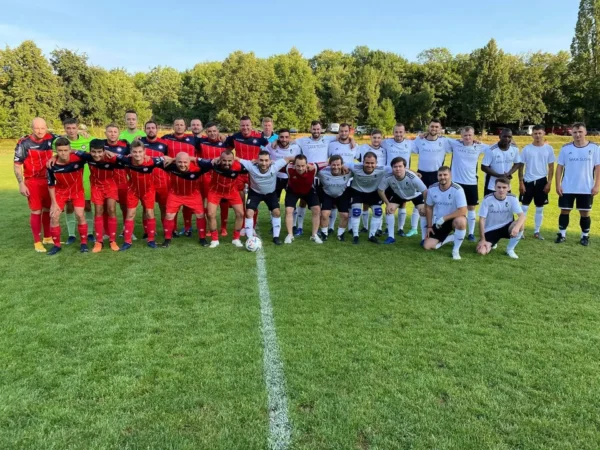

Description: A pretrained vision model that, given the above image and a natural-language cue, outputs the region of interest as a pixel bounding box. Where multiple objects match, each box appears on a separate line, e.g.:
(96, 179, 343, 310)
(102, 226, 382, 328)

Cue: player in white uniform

(356, 129, 385, 235)
(555, 122, 600, 246)
(265, 129, 301, 199)
(378, 156, 428, 245)
(481, 128, 522, 196)
(447, 126, 489, 241)
(414, 119, 451, 187)
(476, 178, 526, 259)
(326, 123, 355, 234)
(381, 123, 418, 237)
(517, 125, 555, 240)
(423, 166, 468, 260)
(317, 155, 352, 241)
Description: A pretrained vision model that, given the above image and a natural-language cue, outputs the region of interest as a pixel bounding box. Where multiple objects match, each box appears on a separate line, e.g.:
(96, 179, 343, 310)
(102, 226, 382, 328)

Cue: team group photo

(2, 1, 600, 449)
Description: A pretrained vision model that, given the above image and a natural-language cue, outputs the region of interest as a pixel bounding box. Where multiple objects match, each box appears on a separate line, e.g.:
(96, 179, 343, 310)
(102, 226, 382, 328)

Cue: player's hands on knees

(50, 204, 61, 219)
(19, 183, 29, 197)
(476, 240, 488, 254)
(386, 204, 397, 214)
(425, 227, 434, 239)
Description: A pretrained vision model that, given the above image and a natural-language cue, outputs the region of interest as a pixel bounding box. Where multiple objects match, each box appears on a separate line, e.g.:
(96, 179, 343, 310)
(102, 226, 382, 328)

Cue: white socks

(453, 229, 466, 252)
(467, 210, 476, 235)
(507, 231, 523, 251)
(386, 214, 395, 238)
(411, 208, 419, 230)
(534, 207, 544, 233)
(361, 211, 369, 229)
(337, 227, 346, 236)
(245, 218, 254, 238)
(272, 217, 281, 238)
(420, 216, 428, 240)
(369, 215, 382, 238)
(65, 212, 76, 237)
(398, 208, 407, 231)
(296, 207, 306, 229)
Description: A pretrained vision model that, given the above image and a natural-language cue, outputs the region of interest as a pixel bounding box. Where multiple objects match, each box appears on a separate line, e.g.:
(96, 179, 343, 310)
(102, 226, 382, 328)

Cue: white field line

(255, 247, 292, 450)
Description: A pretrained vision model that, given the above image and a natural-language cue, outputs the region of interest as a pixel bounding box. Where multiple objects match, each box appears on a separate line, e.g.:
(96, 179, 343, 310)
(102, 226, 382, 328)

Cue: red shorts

(235, 174, 249, 191)
(25, 177, 51, 211)
(54, 189, 85, 211)
(155, 187, 169, 206)
(117, 184, 128, 206)
(200, 174, 211, 198)
(166, 193, 204, 214)
(91, 183, 118, 205)
(127, 189, 155, 210)
(207, 190, 243, 206)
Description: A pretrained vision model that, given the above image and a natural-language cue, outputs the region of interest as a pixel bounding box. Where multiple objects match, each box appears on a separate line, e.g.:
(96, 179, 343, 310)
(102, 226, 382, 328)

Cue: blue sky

(0, 0, 579, 72)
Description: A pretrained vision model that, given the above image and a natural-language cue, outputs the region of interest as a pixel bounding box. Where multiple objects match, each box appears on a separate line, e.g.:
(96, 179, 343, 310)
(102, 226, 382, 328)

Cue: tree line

(0, 0, 597, 138)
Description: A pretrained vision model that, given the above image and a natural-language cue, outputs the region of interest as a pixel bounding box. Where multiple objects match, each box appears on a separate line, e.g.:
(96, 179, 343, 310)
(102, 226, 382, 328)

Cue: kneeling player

(46, 138, 89, 255)
(476, 178, 526, 259)
(378, 156, 428, 245)
(423, 166, 468, 260)
(317, 155, 352, 241)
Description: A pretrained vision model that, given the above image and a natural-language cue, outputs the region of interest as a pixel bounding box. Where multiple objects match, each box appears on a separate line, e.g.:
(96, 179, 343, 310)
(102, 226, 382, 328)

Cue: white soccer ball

(245, 236, 263, 252)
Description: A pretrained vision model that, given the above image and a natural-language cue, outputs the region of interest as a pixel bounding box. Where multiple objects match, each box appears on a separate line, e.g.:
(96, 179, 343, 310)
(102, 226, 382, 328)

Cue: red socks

(183, 207, 192, 231)
(30, 213, 42, 243)
(107, 217, 117, 242)
(147, 218, 156, 242)
(94, 216, 104, 242)
(210, 230, 219, 241)
(163, 218, 175, 240)
(233, 229, 241, 240)
(50, 225, 61, 247)
(124, 219, 134, 244)
(197, 217, 206, 238)
(78, 224, 88, 244)
(220, 201, 229, 229)
(42, 211, 51, 239)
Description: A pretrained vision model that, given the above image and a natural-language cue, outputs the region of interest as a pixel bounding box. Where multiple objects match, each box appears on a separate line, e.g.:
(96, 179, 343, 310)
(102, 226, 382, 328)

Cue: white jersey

(381, 138, 416, 171)
(378, 170, 427, 200)
(557, 142, 600, 194)
(448, 140, 488, 185)
(350, 165, 386, 193)
(426, 182, 467, 222)
(414, 136, 451, 172)
(481, 143, 521, 191)
(239, 159, 288, 194)
(479, 193, 522, 232)
(266, 143, 300, 179)
(297, 135, 336, 164)
(317, 168, 352, 198)
(356, 144, 385, 166)
(328, 141, 356, 168)
(520, 143, 555, 183)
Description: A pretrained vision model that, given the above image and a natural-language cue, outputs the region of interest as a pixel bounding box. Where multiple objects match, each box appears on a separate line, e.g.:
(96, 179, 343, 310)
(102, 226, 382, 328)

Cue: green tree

(102, 69, 151, 126)
(267, 48, 320, 130)
(509, 54, 547, 127)
(137, 66, 183, 124)
(396, 85, 436, 130)
(0, 41, 63, 137)
(180, 61, 221, 122)
(367, 98, 396, 133)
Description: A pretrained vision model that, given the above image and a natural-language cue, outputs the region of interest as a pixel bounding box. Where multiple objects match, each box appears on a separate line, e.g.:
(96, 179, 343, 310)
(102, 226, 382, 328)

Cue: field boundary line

(256, 247, 291, 450)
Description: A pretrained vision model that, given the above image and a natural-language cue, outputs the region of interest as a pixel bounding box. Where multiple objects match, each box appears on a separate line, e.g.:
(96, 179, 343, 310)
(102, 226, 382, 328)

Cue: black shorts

(386, 188, 423, 207)
(558, 193, 593, 211)
(484, 221, 513, 245)
(418, 170, 438, 188)
(429, 219, 454, 242)
(285, 187, 320, 209)
(247, 189, 280, 211)
(458, 183, 479, 206)
(321, 190, 350, 213)
(348, 188, 383, 207)
(519, 177, 549, 207)
(275, 178, 288, 199)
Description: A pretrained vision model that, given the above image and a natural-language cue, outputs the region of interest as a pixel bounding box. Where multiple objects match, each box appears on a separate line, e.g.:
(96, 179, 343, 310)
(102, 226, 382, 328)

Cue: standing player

(317, 155, 353, 241)
(190, 118, 204, 138)
(414, 119, 451, 187)
(205, 150, 246, 248)
(447, 126, 488, 241)
(239, 151, 294, 245)
(555, 122, 600, 246)
(423, 166, 468, 260)
(284, 155, 324, 244)
(477, 178, 526, 259)
(261, 117, 278, 144)
(159, 153, 215, 248)
(378, 157, 428, 245)
(106, 141, 165, 251)
(266, 128, 301, 200)
(518, 125, 555, 239)
(46, 138, 89, 255)
(119, 110, 146, 143)
(481, 128, 522, 196)
(198, 122, 233, 237)
(356, 129, 385, 234)
(348, 152, 387, 244)
(381, 123, 417, 237)
(14, 117, 58, 252)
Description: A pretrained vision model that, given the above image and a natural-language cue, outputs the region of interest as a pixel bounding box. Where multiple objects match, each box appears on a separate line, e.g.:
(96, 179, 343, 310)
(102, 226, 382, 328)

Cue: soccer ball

(245, 236, 263, 252)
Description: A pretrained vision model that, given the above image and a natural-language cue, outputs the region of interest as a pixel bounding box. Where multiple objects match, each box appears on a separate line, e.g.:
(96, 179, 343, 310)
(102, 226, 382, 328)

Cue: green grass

(2, 138, 600, 450)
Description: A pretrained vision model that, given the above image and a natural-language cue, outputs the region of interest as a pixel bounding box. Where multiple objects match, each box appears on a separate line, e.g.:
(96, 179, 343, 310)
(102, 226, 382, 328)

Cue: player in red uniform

(102, 124, 130, 236)
(206, 150, 246, 248)
(159, 153, 216, 248)
(105, 140, 164, 251)
(225, 116, 269, 233)
(46, 138, 88, 255)
(72, 139, 121, 252)
(198, 122, 230, 236)
(14, 117, 58, 252)
(140, 120, 170, 238)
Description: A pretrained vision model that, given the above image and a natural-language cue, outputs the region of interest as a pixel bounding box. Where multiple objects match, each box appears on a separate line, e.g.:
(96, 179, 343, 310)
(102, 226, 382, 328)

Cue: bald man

(14, 118, 59, 252)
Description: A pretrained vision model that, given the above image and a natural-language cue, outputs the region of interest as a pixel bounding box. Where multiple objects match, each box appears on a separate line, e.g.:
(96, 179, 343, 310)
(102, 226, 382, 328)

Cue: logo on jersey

(104, 164, 110, 168)
(253, 139, 257, 144)
(506, 201, 509, 207)
(158, 145, 164, 150)
(81, 145, 86, 150)
(190, 174, 195, 179)
(143, 168, 149, 172)
(74, 164, 79, 169)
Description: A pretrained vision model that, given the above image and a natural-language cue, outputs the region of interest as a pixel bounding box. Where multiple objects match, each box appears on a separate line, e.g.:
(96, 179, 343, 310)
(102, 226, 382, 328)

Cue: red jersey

(140, 137, 170, 191)
(198, 137, 227, 159)
(286, 165, 319, 195)
(74, 151, 118, 187)
(102, 139, 130, 186)
(161, 133, 201, 158)
(209, 161, 245, 195)
(47, 153, 85, 196)
(225, 131, 269, 160)
(14, 133, 58, 179)
(116, 155, 164, 195)
(163, 158, 214, 196)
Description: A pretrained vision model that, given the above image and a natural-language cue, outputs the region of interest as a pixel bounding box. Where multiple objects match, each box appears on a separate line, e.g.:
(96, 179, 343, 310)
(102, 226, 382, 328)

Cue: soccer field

(1, 138, 600, 449)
